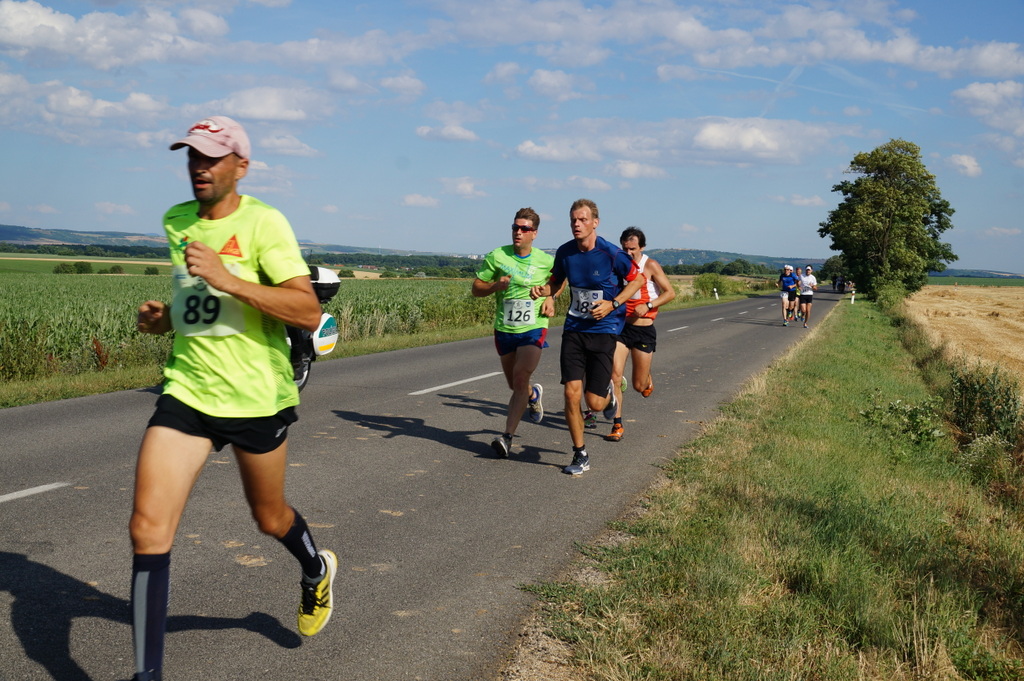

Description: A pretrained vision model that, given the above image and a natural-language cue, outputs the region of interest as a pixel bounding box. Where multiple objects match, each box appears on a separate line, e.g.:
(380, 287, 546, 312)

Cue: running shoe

(583, 410, 598, 429)
(803, 323, 808, 328)
(783, 320, 789, 326)
(619, 376, 627, 392)
(298, 549, 337, 636)
(641, 381, 654, 398)
(605, 423, 624, 442)
(603, 382, 618, 420)
(491, 434, 511, 458)
(563, 450, 590, 475)
(526, 383, 544, 424)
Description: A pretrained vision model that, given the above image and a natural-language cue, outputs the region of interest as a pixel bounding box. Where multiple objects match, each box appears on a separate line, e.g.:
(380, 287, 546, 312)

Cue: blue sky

(1, 0, 1023, 273)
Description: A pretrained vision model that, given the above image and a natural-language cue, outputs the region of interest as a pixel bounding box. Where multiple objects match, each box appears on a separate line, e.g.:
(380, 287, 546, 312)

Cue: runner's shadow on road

(332, 409, 489, 455)
(438, 393, 567, 430)
(0, 551, 300, 681)
(332, 407, 569, 466)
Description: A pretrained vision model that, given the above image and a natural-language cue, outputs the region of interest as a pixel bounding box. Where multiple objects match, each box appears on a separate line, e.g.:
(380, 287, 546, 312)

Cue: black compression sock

(278, 510, 325, 581)
(132, 552, 170, 679)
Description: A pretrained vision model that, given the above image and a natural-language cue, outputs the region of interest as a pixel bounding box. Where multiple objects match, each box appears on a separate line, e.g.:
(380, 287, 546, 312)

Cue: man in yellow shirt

(130, 116, 336, 681)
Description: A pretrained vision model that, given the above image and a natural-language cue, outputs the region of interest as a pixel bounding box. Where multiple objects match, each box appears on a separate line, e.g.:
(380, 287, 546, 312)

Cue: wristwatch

(611, 299, 620, 309)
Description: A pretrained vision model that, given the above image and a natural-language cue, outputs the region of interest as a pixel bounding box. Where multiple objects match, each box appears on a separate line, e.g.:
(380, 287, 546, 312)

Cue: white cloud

(606, 160, 667, 179)
(527, 69, 590, 102)
(95, 202, 135, 215)
(328, 69, 374, 94)
(29, 204, 58, 214)
(843, 106, 872, 117)
(484, 62, 523, 85)
(195, 87, 334, 122)
(772, 194, 826, 206)
(952, 81, 1024, 136)
(984, 226, 1021, 237)
(416, 125, 479, 142)
(380, 73, 426, 99)
(949, 154, 982, 177)
(0, 202, 10, 211)
(656, 64, 722, 82)
(259, 134, 320, 157)
(402, 194, 439, 207)
(178, 8, 228, 39)
(517, 116, 845, 167)
(516, 139, 602, 163)
(441, 177, 486, 197)
(567, 176, 612, 191)
(322, 204, 339, 213)
(0, 1, 214, 70)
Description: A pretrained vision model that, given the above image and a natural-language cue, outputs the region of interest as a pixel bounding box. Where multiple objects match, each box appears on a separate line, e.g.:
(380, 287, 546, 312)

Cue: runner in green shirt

(472, 207, 555, 458)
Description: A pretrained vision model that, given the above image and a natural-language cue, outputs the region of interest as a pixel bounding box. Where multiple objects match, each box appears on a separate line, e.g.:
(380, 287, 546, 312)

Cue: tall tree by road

(818, 139, 957, 299)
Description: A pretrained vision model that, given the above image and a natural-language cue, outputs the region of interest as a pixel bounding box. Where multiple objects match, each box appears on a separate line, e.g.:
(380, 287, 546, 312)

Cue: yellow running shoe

(298, 549, 337, 636)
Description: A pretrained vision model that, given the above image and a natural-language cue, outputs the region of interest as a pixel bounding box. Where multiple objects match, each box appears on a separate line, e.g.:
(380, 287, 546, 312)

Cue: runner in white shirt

(798, 265, 818, 328)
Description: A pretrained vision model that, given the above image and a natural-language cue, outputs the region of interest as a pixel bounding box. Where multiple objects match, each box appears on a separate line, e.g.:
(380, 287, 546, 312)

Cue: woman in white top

(798, 265, 818, 328)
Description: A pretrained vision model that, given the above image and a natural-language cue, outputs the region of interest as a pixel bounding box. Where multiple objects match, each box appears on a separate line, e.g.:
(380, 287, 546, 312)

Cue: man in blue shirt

(531, 199, 642, 475)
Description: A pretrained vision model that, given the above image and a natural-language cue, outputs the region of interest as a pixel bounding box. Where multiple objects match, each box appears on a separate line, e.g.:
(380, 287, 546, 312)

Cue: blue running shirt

(551, 235, 639, 335)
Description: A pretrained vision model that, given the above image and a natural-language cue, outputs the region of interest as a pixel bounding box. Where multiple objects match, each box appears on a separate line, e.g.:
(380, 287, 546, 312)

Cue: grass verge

(524, 300, 1024, 680)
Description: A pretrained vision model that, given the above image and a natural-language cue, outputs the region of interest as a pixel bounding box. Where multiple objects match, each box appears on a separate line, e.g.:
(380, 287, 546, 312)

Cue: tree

(817, 139, 956, 299)
(818, 255, 846, 283)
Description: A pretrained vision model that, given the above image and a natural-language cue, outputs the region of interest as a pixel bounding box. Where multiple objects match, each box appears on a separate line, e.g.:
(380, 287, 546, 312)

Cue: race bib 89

(170, 264, 246, 337)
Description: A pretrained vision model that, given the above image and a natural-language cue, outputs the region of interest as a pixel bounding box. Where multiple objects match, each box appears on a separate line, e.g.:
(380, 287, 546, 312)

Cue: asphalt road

(0, 291, 841, 680)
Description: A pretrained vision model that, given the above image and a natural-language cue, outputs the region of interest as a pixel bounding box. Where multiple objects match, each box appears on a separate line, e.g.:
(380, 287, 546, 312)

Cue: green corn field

(0, 274, 524, 382)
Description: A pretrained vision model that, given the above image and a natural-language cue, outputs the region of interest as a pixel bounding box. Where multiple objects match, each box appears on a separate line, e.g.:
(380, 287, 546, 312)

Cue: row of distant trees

(1, 243, 169, 259)
(53, 262, 160, 275)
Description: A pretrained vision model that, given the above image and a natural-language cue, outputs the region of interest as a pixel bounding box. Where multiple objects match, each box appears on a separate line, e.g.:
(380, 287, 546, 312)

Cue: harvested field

(903, 285, 1024, 382)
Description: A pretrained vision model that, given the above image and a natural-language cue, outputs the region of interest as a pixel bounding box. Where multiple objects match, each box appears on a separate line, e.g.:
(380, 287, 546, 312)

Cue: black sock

(132, 552, 170, 678)
(278, 510, 324, 581)
(614, 417, 622, 425)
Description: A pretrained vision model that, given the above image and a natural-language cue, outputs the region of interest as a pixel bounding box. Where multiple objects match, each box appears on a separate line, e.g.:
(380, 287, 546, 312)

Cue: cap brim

(169, 136, 233, 158)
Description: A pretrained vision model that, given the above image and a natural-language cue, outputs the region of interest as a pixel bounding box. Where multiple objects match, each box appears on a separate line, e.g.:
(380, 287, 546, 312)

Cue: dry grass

(903, 285, 1024, 382)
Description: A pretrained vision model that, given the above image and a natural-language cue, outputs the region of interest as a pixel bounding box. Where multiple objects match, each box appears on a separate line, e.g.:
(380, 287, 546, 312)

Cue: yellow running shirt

(161, 195, 310, 417)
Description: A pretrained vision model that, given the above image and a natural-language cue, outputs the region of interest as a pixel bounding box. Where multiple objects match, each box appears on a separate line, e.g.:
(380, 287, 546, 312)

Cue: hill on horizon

(1, 224, 1019, 278)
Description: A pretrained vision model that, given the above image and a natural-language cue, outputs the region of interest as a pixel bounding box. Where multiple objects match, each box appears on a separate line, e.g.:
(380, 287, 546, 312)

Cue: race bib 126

(502, 298, 535, 327)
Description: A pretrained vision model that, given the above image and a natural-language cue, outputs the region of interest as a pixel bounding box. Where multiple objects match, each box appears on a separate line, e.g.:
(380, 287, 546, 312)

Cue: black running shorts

(147, 394, 298, 454)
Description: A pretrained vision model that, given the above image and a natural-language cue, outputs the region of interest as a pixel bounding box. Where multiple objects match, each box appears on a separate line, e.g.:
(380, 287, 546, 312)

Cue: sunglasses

(512, 224, 537, 232)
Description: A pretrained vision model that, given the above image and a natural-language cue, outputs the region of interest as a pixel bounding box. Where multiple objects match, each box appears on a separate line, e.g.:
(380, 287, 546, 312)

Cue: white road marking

(667, 326, 689, 332)
(0, 482, 70, 504)
(409, 371, 504, 395)
(711, 317, 725, 322)
(739, 311, 748, 315)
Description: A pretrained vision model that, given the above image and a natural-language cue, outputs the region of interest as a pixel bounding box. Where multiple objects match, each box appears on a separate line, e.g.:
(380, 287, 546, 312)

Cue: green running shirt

(475, 246, 554, 333)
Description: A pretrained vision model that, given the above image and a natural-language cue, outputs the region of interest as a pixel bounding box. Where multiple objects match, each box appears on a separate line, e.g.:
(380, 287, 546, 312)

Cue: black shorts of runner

(799, 294, 814, 305)
(147, 394, 298, 454)
(787, 290, 798, 301)
(618, 324, 656, 353)
(560, 330, 617, 395)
